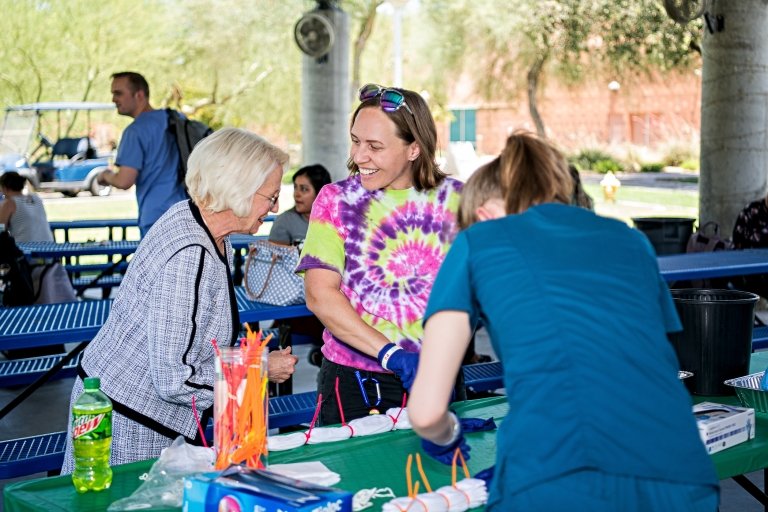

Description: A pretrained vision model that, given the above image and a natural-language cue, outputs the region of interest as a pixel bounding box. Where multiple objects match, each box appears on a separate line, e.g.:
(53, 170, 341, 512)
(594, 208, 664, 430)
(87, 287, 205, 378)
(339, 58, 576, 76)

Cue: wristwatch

(436, 412, 461, 446)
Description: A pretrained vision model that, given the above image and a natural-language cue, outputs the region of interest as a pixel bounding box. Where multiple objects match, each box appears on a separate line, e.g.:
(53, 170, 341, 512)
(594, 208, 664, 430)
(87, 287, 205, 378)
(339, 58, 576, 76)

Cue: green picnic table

(7, 354, 768, 511)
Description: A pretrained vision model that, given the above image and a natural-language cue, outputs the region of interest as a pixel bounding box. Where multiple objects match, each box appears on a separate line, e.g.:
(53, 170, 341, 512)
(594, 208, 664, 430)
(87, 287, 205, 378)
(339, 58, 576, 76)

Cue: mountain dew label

(72, 412, 112, 440)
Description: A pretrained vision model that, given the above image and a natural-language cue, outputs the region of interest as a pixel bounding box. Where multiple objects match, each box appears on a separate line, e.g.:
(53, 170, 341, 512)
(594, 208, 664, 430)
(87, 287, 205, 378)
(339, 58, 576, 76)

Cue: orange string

(414, 453, 432, 493)
(451, 447, 471, 486)
(406, 453, 413, 498)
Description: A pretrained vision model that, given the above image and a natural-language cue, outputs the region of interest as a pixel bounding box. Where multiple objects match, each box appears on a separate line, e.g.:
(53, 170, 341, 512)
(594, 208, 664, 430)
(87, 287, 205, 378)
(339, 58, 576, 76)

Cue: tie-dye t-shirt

(297, 174, 463, 371)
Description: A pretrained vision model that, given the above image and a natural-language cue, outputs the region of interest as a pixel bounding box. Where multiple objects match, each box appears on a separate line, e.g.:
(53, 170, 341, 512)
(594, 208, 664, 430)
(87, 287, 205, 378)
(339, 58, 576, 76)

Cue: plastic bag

(107, 436, 215, 511)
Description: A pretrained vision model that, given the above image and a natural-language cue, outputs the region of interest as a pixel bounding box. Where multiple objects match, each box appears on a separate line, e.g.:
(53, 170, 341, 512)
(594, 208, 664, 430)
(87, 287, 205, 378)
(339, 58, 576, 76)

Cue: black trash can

(632, 217, 695, 255)
(669, 289, 759, 396)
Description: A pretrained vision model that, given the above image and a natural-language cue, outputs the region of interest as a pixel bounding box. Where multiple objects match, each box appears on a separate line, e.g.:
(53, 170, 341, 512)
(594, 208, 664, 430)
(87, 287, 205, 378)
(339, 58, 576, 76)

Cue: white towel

(348, 414, 395, 436)
(267, 461, 341, 487)
(305, 425, 353, 444)
(267, 431, 307, 452)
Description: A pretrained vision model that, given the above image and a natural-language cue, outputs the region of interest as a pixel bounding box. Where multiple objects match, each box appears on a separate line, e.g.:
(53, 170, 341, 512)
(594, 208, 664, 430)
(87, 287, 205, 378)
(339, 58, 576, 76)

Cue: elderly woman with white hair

(61, 128, 298, 471)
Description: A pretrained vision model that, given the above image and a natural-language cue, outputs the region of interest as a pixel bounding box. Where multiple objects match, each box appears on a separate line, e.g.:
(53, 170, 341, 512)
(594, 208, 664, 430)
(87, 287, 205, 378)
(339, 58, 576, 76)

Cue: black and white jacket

(78, 200, 238, 442)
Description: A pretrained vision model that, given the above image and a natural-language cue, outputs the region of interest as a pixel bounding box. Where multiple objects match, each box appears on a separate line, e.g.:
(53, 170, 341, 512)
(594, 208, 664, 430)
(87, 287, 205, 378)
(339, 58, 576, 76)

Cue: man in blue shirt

(98, 72, 188, 236)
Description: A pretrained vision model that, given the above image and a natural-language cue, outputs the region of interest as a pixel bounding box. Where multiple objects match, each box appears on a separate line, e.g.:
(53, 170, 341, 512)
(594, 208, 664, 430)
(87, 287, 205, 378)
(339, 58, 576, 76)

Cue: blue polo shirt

(425, 203, 718, 509)
(116, 110, 188, 236)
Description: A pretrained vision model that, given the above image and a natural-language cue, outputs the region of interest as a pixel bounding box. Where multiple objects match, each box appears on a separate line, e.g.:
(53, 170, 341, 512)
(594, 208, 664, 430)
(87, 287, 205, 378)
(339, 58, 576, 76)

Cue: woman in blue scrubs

(409, 131, 719, 511)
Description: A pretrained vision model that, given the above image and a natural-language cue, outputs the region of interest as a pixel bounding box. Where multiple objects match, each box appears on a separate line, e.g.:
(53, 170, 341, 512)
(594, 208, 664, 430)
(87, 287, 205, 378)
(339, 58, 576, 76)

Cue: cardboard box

(183, 467, 353, 512)
(694, 402, 755, 454)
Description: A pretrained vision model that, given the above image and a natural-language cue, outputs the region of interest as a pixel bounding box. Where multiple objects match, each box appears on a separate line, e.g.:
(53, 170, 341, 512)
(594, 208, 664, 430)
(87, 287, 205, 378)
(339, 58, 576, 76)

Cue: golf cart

(0, 102, 115, 197)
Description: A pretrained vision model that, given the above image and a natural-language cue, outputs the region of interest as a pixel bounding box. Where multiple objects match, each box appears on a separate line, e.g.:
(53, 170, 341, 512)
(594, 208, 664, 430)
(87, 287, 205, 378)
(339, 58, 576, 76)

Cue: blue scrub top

(425, 203, 718, 507)
(116, 110, 188, 236)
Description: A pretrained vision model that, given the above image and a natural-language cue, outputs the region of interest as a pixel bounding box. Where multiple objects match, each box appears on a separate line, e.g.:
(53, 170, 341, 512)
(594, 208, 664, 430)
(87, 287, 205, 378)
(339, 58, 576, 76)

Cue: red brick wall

(442, 71, 702, 156)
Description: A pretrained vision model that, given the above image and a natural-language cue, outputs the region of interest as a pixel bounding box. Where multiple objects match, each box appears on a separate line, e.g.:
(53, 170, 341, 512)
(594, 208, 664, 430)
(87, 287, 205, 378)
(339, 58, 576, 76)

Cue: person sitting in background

(268, 164, 332, 367)
(0, 171, 54, 243)
(61, 128, 298, 471)
(409, 131, 718, 511)
(0, 171, 76, 305)
(269, 164, 332, 246)
(0, 171, 76, 357)
(732, 195, 768, 299)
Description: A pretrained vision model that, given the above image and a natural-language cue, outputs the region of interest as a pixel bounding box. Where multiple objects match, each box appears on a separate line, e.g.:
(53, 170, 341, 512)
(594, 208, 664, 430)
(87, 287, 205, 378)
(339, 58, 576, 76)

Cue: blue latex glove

(459, 417, 497, 433)
(475, 465, 495, 486)
(377, 343, 419, 390)
(421, 412, 472, 465)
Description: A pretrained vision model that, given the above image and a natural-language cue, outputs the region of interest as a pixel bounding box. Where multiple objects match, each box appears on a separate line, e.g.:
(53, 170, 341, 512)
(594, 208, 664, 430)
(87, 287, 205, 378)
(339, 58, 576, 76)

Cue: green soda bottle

(71, 377, 113, 493)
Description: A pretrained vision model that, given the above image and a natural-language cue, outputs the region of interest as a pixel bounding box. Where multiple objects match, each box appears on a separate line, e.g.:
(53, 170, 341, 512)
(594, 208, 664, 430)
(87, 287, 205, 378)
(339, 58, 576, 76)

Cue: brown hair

(347, 87, 446, 191)
(458, 157, 502, 229)
(499, 131, 573, 214)
(111, 71, 150, 99)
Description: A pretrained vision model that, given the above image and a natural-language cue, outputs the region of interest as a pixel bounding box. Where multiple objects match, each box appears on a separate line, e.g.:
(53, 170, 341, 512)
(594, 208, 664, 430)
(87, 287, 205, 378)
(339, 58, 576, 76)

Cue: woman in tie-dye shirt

(297, 84, 463, 424)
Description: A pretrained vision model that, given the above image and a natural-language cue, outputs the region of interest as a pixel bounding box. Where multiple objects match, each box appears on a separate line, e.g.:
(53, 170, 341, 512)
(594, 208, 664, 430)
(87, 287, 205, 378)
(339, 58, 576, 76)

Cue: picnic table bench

(0, 361, 504, 480)
(18, 235, 263, 294)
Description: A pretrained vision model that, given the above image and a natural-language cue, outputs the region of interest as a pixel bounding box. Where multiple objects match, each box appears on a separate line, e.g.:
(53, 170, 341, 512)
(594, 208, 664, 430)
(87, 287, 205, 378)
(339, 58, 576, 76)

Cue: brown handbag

(243, 240, 305, 306)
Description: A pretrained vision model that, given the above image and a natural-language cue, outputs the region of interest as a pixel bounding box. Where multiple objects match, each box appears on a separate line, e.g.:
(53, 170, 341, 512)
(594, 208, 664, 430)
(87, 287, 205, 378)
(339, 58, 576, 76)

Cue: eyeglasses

(359, 83, 414, 116)
(254, 191, 279, 209)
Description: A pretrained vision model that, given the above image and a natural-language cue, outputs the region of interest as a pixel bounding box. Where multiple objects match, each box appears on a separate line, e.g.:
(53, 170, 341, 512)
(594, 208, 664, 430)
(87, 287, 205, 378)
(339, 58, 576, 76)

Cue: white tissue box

(694, 402, 755, 454)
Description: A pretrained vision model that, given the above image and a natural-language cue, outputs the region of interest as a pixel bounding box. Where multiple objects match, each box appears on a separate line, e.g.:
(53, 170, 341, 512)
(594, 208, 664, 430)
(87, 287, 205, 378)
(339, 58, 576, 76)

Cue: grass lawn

(583, 184, 698, 225)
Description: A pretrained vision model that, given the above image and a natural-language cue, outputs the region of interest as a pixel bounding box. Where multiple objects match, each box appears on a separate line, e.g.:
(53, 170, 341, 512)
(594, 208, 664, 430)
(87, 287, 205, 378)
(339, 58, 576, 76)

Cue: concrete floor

(2, 327, 766, 511)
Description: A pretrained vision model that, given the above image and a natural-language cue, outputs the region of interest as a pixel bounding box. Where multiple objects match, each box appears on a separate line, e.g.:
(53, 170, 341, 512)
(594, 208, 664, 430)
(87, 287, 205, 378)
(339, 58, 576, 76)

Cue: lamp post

(388, 0, 409, 87)
(607, 80, 621, 144)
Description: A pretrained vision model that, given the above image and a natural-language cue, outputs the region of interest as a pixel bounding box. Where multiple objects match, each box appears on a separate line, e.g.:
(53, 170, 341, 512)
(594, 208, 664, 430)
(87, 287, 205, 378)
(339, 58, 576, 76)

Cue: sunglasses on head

(358, 83, 414, 115)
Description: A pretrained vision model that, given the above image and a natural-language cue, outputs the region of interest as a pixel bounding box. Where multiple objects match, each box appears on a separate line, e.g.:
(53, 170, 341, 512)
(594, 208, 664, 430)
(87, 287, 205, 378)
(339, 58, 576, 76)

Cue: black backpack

(166, 108, 214, 185)
(0, 230, 35, 306)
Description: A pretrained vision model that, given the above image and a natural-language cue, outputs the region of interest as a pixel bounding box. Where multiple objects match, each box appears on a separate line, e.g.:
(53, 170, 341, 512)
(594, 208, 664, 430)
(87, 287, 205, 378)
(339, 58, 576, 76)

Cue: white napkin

(348, 414, 395, 436)
(267, 431, 307, 452)
(267, 461, 341, 487)
(305, 425, 353, 444)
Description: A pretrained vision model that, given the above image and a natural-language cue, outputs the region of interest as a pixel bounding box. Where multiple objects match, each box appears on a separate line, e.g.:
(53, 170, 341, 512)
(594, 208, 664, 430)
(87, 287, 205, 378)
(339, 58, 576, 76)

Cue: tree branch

(527, 54, 548, 138)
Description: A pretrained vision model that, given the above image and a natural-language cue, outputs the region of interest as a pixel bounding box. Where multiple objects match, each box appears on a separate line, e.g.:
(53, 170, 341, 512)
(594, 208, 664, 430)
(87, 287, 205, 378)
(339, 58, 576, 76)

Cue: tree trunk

(527, 56, 547, 137)
(350, 1, 382, 102)
(700, 0, 768, 232)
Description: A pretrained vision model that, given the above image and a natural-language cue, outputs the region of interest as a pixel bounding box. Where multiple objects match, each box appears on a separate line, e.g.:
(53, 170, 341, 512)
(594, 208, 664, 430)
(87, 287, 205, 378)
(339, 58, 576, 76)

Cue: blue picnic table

(47, 217, 276, 242)
(48, 219, 139, 242)
(658, 249, 768, 281)
(19, 236, 258, 259)
(17, 236, 265, 291)
(0, 287, 310, 351)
